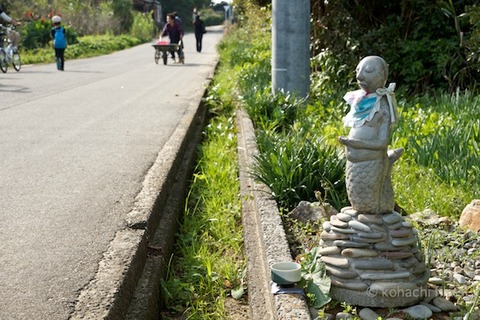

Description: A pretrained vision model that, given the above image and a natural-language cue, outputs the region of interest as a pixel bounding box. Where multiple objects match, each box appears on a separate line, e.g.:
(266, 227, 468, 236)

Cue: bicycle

(0, 24, 21, 73)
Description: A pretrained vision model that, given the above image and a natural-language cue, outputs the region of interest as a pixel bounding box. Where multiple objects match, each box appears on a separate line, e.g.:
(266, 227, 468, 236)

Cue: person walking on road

(50, 15, 67, 71)
(193, 15, 206, 53)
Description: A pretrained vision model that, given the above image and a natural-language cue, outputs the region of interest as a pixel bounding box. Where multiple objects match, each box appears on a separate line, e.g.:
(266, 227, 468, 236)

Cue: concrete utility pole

(272, 0, 310, 98)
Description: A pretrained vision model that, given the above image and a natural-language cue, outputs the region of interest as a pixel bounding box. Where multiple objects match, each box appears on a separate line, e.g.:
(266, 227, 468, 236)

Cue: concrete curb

(69, 88, 209, 319)
(236, 108, 311, 319)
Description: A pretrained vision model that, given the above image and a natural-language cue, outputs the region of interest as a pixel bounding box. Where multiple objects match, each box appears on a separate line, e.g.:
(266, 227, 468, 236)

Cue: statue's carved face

(356, 56, 387, 93)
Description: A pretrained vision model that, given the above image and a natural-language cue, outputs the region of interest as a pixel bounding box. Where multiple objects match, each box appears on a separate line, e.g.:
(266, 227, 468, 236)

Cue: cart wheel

(162, 51, 168, 65)
(154, 50, 160, 64)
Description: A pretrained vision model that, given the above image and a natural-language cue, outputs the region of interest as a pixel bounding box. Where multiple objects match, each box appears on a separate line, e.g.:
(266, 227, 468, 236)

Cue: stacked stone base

(320, 207, 430, 307)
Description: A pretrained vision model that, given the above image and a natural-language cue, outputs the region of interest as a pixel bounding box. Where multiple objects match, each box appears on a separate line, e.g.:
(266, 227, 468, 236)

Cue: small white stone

(428, 277, 444, 285)
(453, 273, 467, 284)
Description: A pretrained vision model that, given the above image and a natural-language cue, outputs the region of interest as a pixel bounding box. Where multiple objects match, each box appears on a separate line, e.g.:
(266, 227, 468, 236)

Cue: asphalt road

(0, 26, 224, 320)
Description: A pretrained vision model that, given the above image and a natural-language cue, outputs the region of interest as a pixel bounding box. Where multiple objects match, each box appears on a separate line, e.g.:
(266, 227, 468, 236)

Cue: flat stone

(419, 301, 442, 313)
(399, 257, 420, 269)
(370, 224, 387, 232)
(330, 226, 357, 234)
(337, 213, 353, 222)
(360, 271, 411, 280)
(330, 277, 368, 291)
(358, 214, 383, 225)
(412, 262, 426, 275)
(402, 221, 413, 228)
(379, 251, 414, 259)
(348, 220, 371, 232)
(335, 312, 353, 319)
(383, 212, 403, 224)
(390, 229, 413, 238)
(428, 277, 444, 285)
(353, 259, 394, 270)
(359, 308, 380, 320)
(351, 236, 384, 243)
(331, 215, 349, 228)
(387, 222, 403, 230)
(318, 246, 342, 255)
(333, 240, 370, 248)
(321, 231, 349, 241)
(402, 305, 432, 319)
(341, 248, 378, 258)
(374, 242, 404, 251)
(357, 231, 385, 239)
(341, 207, 357, 216)
(321, 256, 350, 268)
(325, 265, 358, 279)
(392, 237, 417, 246)
(432, 297, 458, 311)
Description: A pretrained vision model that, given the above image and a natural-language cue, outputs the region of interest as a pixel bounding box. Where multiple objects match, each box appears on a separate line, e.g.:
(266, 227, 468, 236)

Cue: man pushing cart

(157, 12, 184, 64)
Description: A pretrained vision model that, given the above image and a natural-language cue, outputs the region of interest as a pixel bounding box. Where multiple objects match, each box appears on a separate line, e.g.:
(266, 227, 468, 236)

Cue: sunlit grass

(159, 107, 245, 318)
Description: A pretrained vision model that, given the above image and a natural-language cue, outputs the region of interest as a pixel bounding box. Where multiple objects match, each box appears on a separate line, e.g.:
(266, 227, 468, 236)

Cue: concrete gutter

(236, 108, 311, 319)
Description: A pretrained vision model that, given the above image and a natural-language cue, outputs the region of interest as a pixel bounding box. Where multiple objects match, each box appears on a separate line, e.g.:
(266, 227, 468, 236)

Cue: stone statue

(319, 56, 429, 307)
(338, 55, 403, 214)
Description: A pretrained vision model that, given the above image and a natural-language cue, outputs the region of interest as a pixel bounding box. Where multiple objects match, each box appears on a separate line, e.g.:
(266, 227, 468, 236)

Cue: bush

(20, 19, 78, 50)
(311, 0, 480, 94)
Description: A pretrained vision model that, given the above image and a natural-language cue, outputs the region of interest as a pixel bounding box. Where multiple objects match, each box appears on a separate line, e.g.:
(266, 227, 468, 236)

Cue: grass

(159, 113, 246, 319)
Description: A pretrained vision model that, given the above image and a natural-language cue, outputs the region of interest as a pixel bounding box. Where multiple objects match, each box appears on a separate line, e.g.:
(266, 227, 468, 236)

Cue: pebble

(333, 240, 370, 248)
(419, 301, 442, 313)
(331, 215, 349, 228)
(428, 277, 444, 285)
(353, 259, 394, 270)
(390, 229, 413, 238)
(359, 271, 411, 280)
(337, 213, 353, 222)
(383, 212, 402, 224)
(341, 248, 379, 258)
(348, 220, 372, 232)
(432, 296, 458, 311)
(401, 305, 433, 319)
(357, 214, 383, 225)
(321, 256, 350, 268)
(359, 308, 380, 320)
(318, 246, 341, 255)
(453, 273, 467, 284)
(392, 237, 417, 247)
(335, 312, 353, 319)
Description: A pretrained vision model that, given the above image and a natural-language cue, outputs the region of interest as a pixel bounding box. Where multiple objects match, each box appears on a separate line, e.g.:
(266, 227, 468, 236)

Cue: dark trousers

(55, 48, 65, 70)
(194, 32, 203, 52)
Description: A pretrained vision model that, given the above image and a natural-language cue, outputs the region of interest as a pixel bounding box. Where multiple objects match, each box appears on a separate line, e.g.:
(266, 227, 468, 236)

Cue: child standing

(50, 15, 66, 71)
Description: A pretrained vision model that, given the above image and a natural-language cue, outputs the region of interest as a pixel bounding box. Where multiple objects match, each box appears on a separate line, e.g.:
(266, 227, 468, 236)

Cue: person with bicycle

(160, 13, 184, 63)
(0, 5, 19, 25)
